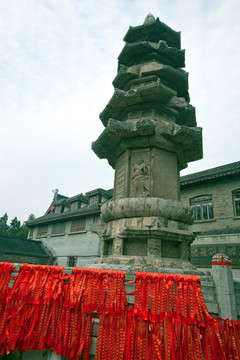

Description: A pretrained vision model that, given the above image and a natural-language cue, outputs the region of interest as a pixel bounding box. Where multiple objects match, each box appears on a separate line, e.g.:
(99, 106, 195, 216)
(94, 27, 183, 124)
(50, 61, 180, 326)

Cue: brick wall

(181, 174, 240, 269)
(180, 175, 240, 233)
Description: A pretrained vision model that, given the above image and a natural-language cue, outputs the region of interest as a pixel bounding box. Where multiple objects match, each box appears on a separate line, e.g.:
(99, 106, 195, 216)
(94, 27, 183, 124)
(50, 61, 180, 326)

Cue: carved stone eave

(118, 41, 185, 68)
(123, 18, 181, 49)
(139, 62, 189, 101)
(140, 62, 188, 83)
(161, 124, 203, 162)
(174, 104, 196, 127)
(100, 101, 178, 126)
(113, 62, 189, 101)
(92, 118, 156, 167)
(123, 129, 202, 164)
(92, 117, 202, 167)
(183, 142, 203, 163)
(100, 81, 177, 125)
(112, 65, 139, 89)
(92, 127, 188, 169)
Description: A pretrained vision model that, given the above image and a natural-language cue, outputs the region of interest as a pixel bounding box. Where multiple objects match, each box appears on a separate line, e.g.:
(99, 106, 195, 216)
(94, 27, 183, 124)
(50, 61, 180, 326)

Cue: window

(233, 189, 240, 216)
(89, 195, 99, 206)
(51, 222, 65, 235)
(70, 201, 79, 211)
(28, 228, 34, 238)
(46, 206, 55, 215)
(55, 205, 62, 214)
(37, 225, 48, 237)
(51, 258, 58, 266)
(67, 256, 77, 267)
(70, 219, 86, 232)
(190, 195, 214, 221)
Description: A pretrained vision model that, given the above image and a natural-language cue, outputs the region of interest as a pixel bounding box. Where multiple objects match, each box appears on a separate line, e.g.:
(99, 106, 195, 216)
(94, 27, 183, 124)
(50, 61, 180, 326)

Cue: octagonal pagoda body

(92, 14, 202, 268)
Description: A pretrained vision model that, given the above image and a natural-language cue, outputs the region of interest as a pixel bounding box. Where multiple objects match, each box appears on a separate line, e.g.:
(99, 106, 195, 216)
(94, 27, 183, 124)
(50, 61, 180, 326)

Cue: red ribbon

(0, 263, 240, 359)
(212, 255, 233, 268)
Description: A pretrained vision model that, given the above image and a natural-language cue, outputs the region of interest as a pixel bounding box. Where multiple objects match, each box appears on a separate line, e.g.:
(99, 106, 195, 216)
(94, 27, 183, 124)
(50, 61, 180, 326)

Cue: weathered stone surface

(100, 80, 177, 125)
(101, 198, 193, 224)
(92, 119, 202, 169)
(96, 254, 195, 270)
(92, 15, 202, 268)
(118, 40, 185, 68)
(123, 16, 181, 49)
(212, 254, 238, 319)
(139, 63, 188, 100)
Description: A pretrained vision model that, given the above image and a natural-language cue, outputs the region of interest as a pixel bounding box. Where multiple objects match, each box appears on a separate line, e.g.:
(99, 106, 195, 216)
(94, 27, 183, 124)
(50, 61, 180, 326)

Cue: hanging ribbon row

(0, 263, 240, 360)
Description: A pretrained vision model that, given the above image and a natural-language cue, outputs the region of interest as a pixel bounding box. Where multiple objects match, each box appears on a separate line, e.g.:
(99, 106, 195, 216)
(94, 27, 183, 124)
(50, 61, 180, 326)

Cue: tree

(0, 213, 36, 239)
(0, 213, 8, 235)
(25, 213, 35, 223)
(17, 214, 36, 239)
(8, 217, 21, 237)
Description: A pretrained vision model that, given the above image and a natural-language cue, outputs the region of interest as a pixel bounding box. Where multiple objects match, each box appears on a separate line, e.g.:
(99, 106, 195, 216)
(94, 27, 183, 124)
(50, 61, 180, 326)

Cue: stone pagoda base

(96, 255, 195, 270)
(94, 196, 196, 270)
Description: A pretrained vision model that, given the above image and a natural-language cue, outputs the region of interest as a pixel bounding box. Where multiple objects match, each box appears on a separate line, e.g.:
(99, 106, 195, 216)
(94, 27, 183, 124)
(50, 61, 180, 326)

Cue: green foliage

(26, 213, 35, 222)
(0, 213, 35, 239)
(0, 213, 8, 235)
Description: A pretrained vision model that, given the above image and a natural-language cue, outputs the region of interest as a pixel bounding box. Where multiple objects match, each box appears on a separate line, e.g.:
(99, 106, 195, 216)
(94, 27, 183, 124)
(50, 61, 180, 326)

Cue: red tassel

(1, 263, 240, 360)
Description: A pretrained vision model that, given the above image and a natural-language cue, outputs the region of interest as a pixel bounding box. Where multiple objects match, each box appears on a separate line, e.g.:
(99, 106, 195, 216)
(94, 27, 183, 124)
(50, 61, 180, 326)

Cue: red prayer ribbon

(0, 262, 239, 359)
(212, 254, 233, 267)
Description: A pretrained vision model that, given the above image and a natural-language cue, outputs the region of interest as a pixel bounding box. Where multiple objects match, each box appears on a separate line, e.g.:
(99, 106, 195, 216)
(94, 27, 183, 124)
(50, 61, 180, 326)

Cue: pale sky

(1, 0, 240, 223)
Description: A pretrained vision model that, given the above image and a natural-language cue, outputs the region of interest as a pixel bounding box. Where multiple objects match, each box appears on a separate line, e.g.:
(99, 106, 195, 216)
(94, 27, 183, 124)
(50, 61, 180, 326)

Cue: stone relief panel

(130, 151, 151, 197)
(114, 151, 129, 200)
(127, 109, 153, 120)
(161, 240, 179, 258)
(148, 238, 161, 256)
(181, 241, 190, 260)
(103, 240, 113, 256)
(113, 238, 122, 255)
(115, 160, 126, 199)
(123, 238, 147, 256)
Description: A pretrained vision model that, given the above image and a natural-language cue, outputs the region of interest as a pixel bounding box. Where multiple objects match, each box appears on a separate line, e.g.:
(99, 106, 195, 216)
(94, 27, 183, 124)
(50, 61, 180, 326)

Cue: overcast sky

(1, 0, 240, 223)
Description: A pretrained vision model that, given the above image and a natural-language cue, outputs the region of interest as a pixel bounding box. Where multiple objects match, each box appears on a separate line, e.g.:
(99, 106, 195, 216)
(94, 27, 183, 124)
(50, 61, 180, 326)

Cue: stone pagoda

(92, 14, 202, 269)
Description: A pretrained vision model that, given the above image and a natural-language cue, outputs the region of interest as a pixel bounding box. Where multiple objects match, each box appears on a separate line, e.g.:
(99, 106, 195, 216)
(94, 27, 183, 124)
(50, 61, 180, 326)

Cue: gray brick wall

(180, 175, 240, 233)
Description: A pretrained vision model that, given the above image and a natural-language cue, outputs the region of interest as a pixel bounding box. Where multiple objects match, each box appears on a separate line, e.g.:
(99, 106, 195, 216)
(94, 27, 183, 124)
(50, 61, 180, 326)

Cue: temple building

(180, 161, 240, 273)
(27, 188, 112, 267)
(27, 161, 240, 272)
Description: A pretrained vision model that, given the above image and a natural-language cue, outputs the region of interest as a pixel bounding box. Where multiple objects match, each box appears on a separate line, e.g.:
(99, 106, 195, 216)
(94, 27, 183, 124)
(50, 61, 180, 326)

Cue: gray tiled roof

(0, 235, 51, 258)
(28, 188, 113, 227)
(28, 205, 101, 226)
(180, 161, 240, 186)
(53, 193, 88, 206)
(85, 188, 113, 198)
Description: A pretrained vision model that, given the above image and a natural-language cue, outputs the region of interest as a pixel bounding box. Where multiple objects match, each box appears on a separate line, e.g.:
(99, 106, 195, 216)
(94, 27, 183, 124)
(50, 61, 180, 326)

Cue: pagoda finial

(144, 13, 155, 25)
